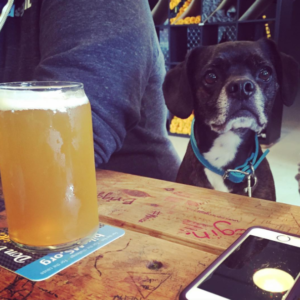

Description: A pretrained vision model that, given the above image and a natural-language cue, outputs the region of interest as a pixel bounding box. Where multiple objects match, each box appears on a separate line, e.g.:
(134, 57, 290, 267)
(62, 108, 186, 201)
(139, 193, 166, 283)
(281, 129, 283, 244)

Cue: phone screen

(198, 235, 300, 300)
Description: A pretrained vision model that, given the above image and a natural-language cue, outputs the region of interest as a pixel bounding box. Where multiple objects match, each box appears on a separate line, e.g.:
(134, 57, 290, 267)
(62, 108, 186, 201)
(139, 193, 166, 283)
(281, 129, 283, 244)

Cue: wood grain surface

(96, 171, 300, 255)
(0, 170, 300, 299)
(0, 230, 216, 300)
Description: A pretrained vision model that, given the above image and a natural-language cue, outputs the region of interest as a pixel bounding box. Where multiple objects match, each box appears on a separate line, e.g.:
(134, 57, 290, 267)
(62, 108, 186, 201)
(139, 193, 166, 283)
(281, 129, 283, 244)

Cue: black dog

(163, 38, 299, 201)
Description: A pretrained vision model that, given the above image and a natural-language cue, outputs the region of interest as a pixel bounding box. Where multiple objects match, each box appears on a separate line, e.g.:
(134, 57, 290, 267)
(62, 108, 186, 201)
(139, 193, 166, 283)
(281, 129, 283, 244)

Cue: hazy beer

(0, 82, 99, 252)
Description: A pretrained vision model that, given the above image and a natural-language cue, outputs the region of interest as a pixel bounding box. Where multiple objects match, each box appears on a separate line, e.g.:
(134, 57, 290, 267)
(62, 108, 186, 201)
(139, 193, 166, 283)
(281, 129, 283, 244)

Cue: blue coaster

(0, 225, 125, 281)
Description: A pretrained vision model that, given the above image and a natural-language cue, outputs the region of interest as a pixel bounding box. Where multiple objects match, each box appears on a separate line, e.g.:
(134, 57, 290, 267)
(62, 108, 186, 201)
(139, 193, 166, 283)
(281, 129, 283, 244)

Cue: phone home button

(277, 235, 291, 242)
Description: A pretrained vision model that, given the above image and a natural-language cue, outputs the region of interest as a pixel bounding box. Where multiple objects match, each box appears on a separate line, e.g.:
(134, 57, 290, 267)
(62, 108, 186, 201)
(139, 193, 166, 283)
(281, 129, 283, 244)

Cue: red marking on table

(191, 232, 210, 239)
(97, 191, 136, 205)
(179, 220, 245, 240)
(139, 211, 161, 223)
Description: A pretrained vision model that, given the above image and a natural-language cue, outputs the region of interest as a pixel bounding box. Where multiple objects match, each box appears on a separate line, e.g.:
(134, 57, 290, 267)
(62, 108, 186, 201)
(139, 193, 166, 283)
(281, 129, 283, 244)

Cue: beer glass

(0, 82, 99, 252)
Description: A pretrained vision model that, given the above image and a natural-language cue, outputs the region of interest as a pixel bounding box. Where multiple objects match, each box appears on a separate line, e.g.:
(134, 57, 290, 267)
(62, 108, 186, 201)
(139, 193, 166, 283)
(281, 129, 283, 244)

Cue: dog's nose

(227, 80, 255, 99)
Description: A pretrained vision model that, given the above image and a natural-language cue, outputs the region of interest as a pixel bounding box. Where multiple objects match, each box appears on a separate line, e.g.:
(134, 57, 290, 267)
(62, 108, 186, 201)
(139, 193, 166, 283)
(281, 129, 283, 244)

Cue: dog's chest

(203, 131, 242, 193)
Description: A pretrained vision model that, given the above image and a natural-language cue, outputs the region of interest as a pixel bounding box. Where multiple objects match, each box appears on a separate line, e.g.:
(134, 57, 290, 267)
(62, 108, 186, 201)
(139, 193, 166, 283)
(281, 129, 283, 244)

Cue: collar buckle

(223, 163, 258, 197)
(244, 163, 258, 197)
(223, 169, 250, 180)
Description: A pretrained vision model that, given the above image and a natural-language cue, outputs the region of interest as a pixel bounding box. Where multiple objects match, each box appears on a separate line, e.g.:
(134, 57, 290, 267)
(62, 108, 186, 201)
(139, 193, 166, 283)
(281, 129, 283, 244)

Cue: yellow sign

(0, 232, 10, 243)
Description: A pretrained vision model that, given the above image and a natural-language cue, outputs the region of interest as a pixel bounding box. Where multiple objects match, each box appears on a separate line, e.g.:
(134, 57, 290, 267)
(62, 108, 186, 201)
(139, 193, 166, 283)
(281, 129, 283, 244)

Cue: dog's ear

(258, 38, 300, 107)
(163, 47, 204, 118)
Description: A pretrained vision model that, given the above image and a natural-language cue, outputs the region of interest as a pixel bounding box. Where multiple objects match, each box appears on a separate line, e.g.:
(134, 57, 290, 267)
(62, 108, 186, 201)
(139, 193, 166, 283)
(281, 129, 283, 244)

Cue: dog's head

(163, 38, 299, 134)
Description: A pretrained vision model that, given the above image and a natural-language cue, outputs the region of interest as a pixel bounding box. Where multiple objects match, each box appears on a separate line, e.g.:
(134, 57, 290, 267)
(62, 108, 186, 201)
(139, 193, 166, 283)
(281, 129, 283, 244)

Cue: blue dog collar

(190, 119, 269, 184)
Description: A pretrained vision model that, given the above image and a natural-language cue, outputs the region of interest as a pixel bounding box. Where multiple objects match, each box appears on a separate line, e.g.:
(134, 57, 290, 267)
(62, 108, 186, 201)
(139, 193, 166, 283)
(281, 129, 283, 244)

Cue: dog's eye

(204, 72, 218, 84)
(258, 68, 272, 82)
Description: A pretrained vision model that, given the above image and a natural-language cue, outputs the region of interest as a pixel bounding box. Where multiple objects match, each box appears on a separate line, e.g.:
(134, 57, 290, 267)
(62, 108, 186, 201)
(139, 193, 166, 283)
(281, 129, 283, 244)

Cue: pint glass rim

(0, 81, 83, 92)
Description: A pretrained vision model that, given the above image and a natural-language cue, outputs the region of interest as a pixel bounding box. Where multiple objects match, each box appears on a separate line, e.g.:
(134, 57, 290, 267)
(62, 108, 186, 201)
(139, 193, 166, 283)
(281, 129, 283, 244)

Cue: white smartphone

(180, 227, 300, 300)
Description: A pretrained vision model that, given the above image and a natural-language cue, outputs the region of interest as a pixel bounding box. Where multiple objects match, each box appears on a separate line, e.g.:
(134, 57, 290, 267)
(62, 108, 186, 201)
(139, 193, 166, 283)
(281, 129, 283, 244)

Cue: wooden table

(0, 170, 300, 300)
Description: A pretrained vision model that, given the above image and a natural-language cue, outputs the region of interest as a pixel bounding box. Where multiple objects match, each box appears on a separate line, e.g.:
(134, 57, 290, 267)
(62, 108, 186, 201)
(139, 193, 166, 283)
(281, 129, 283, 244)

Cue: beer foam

(0, 89, 89, 112)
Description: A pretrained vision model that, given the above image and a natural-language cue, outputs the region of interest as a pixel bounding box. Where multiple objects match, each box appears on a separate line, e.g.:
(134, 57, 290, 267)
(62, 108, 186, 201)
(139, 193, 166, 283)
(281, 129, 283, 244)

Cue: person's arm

(34, 0, 156, 166)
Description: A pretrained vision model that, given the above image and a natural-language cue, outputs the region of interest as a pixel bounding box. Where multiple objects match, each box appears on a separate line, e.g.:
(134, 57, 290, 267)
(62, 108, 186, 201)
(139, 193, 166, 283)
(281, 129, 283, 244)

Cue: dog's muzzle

(209, 78, 267, 133)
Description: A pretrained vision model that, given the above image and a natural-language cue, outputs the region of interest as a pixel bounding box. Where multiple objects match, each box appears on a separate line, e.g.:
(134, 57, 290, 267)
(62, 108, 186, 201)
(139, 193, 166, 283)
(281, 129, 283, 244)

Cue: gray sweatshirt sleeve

(33, 0, 157, 165)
